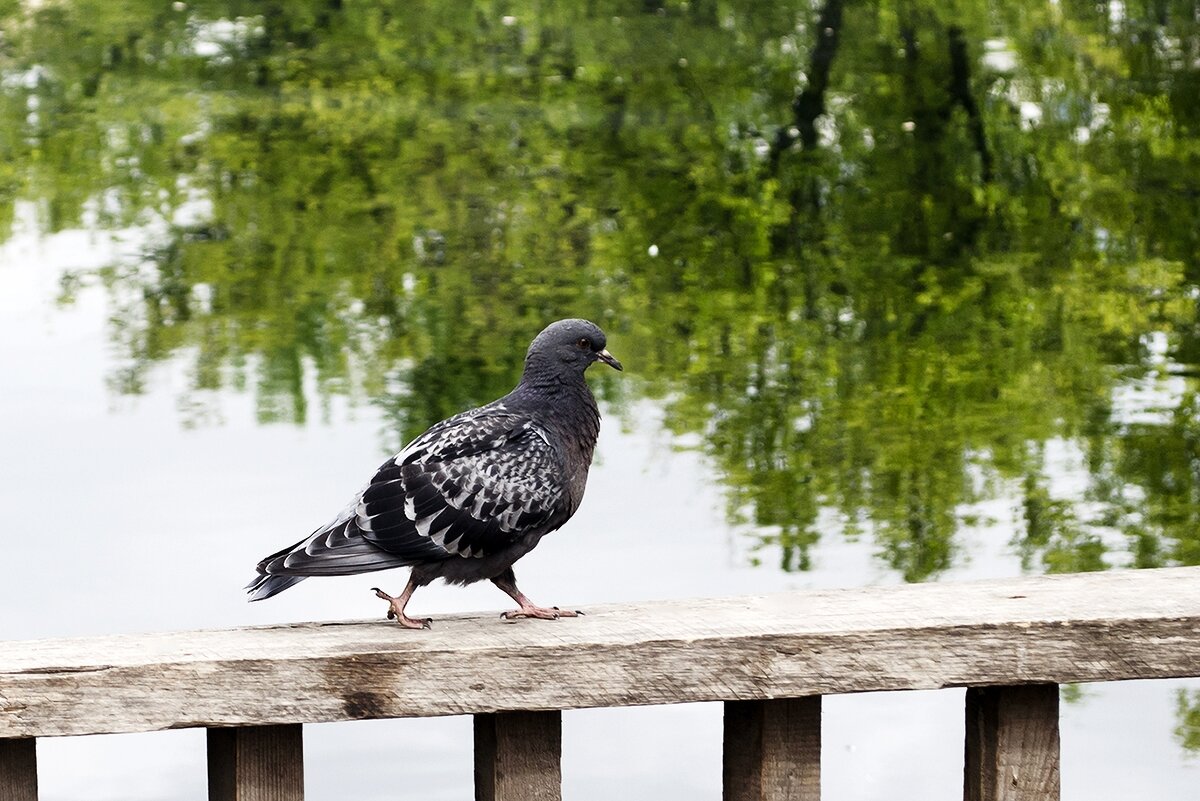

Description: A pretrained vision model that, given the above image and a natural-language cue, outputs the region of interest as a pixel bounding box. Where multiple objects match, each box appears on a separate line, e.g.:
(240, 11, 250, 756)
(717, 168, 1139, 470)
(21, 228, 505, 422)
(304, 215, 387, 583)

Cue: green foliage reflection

(1176, 689, 1200, 754)
(2, 0, 1199, 580)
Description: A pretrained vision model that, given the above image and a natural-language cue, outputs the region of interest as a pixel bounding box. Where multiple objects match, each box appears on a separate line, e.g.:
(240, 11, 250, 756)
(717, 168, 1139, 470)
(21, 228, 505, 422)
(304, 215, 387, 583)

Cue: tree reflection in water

(1, 0, 1198, 583)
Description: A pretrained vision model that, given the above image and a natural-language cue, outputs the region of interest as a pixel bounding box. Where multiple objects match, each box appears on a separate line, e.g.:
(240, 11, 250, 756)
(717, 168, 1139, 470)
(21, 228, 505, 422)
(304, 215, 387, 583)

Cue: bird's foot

(371, 587, 432, 630)
(500, 604, 582, 621)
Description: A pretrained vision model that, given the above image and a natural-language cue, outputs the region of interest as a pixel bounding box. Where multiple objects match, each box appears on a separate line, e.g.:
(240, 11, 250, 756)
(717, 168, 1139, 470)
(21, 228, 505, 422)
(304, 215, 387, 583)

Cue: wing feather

(357, 410, 567, 559)
(252, 404, 569, 593)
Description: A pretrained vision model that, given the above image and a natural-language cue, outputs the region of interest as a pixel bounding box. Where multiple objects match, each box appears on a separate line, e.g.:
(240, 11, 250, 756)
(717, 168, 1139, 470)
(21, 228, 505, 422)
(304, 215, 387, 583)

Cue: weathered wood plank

(964, 685, 1059, 801)
(474, 711, 561, 801)
(208, 725, 303, 801)
(0, 737, 37, 801)
(724, 697, 820, 801)
(2, 567, 1200, 737)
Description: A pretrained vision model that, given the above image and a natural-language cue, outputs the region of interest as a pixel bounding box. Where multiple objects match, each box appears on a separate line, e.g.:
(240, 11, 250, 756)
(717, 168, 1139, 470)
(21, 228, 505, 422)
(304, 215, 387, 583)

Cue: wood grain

(0, 737, 37, 801)
(208, 724, 303, 801)
(2, 567, 1199, 738)
(964, 685, 1060, 801)
(474, 711, 561, 801)
(724, 697, 820, 801)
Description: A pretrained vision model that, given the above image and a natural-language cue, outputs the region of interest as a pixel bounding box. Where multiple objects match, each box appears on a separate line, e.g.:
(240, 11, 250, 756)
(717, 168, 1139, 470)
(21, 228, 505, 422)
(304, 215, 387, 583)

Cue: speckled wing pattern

(359, 405, 568, 559)
(255, 404, 568, 582)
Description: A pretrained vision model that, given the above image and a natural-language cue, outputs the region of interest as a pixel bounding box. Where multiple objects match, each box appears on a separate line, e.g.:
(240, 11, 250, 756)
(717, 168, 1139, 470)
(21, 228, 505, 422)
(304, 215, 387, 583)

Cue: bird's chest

(534, 391, 600, 515)
(564, 457, 591, 514)
(553, 426, 597, 516)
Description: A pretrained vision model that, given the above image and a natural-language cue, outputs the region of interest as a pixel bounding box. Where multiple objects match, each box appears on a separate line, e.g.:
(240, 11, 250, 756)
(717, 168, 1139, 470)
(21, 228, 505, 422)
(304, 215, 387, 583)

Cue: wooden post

(964, 685, 1060, 801)
(208, 725, 304, 801)
(0, 738, 37, 801)
(474, 711, 561, 801)
(723, 697, 821, 801)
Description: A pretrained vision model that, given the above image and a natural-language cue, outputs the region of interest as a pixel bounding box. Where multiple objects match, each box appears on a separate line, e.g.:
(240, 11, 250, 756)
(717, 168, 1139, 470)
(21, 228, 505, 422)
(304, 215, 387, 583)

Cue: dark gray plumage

(246, 318, 622, 628)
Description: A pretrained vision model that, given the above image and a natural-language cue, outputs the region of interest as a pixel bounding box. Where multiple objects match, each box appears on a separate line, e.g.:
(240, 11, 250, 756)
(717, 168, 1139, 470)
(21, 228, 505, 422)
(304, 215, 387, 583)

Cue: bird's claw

(372, 587, 431, 629)
(389, 612, 433, 629)
(500, 605, 582, 621)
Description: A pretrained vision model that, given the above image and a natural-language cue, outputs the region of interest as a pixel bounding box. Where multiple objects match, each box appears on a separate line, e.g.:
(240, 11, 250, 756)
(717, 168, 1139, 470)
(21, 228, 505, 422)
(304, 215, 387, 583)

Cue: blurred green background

(6, 0, 1200, 580)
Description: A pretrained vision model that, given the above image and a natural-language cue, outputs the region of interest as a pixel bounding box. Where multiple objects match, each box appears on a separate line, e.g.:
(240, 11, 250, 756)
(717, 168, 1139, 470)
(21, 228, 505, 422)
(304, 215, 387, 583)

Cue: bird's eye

(577, 338, 590, 349)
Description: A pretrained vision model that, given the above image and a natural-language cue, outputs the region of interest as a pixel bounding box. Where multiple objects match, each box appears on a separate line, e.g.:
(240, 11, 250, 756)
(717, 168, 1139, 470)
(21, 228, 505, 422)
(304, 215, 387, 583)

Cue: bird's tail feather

(245, 573, 307, 601)
(245, 519, 414, 601)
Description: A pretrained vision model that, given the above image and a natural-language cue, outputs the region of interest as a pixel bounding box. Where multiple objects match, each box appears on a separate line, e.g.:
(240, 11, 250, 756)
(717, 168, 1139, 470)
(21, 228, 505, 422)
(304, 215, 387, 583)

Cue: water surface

(2, 1, 1199, 798)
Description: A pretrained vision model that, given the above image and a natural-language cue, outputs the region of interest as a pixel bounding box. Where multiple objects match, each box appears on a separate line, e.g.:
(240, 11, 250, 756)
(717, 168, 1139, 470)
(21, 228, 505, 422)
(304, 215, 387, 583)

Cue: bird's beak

(597, 349, 623, 371)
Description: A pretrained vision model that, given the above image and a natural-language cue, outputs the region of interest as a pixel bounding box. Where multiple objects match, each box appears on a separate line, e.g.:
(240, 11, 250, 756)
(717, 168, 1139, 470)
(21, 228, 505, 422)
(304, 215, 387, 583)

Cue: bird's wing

(358, 409, 569, 559)
(255, 408, 568, 586)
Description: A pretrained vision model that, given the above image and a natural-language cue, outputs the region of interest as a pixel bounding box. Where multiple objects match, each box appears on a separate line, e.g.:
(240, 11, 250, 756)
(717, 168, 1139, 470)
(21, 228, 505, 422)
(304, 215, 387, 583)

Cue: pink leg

(491, 570, 582, 621)
(371, 577, 432, 629)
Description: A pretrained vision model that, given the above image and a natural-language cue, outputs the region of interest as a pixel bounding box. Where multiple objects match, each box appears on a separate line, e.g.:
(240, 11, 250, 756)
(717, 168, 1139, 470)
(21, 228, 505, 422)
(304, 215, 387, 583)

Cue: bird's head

(525, 318, 623, 377)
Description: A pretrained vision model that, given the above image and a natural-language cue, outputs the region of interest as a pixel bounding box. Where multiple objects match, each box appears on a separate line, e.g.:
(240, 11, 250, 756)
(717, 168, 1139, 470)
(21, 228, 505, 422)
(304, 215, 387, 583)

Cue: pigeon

(246, 318, 623, 628)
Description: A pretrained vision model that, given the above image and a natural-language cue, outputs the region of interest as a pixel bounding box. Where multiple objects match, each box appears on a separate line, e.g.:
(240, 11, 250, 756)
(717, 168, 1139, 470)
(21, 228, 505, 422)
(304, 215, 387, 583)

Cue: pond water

(2, 1, 1199, 798)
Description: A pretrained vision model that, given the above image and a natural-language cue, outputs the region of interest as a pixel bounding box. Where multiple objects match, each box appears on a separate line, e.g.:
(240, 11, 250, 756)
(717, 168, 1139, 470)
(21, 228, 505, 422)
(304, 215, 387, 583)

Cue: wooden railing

(3, 567, 1200, 800)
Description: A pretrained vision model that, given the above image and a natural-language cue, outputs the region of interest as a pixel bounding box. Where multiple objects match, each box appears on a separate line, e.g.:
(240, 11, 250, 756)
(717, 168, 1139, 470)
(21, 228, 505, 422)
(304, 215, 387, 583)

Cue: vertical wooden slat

(0, 738, 38, 801)
(723, 696, 822, 801)
(965, 685, 1060, 801)
(474, 711, 561, 801)
(208, 725, 304, 801)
